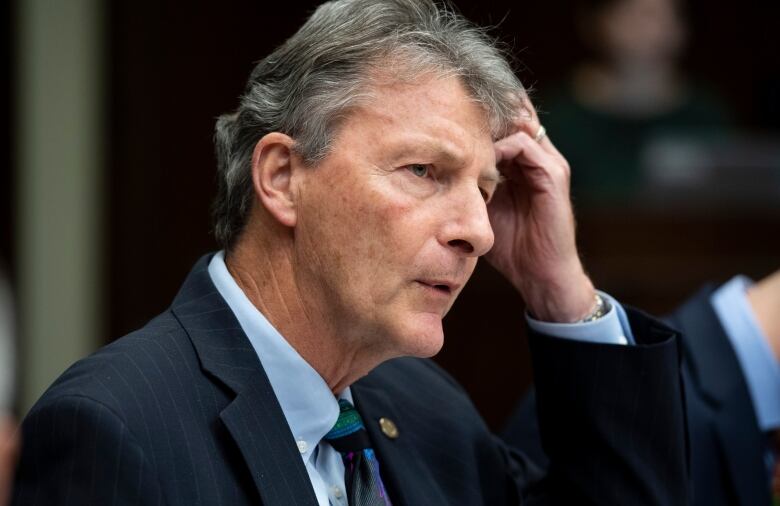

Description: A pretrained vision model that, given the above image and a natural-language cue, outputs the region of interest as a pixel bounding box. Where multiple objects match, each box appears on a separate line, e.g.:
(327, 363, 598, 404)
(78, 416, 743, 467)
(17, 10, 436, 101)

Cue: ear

(251, 132, 299, 227)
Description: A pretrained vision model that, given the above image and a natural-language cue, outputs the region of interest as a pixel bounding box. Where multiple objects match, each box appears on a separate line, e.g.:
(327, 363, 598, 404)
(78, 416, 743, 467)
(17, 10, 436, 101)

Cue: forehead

(365, 74, 490, 134)
(334, 74, 498, 172)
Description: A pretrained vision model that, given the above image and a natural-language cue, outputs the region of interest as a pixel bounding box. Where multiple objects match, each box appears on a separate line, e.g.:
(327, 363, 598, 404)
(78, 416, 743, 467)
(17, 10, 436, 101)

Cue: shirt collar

(208, 251, 350, 463)
(711, 275, 780, 431)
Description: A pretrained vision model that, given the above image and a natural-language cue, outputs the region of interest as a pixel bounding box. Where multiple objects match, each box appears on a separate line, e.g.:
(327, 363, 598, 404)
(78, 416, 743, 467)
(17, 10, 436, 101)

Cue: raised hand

(486, 101, 595, 322)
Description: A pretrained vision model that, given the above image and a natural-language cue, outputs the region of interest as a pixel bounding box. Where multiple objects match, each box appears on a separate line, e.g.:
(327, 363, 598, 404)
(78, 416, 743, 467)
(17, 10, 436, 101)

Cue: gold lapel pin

(379, 417, 399, 439)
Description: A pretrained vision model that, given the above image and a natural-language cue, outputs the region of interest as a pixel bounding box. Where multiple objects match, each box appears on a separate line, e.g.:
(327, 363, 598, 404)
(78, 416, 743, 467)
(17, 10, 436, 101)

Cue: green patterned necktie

(324, 399, 392, 506)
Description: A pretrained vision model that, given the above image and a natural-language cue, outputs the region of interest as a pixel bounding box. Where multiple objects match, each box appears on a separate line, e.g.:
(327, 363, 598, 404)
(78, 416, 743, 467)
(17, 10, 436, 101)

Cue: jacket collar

(171, 254, 319, 506)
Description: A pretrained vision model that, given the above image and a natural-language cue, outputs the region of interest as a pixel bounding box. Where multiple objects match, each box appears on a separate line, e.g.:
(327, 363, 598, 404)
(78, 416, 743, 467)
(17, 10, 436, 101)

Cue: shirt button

(331, 485, 343, 499)
(296, 439, 308, 454)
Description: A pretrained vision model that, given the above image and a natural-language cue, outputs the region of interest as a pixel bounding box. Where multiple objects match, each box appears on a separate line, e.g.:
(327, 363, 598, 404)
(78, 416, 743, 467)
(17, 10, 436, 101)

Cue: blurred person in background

(541, 0, 730, 202)
(504, 269, 780, 505)
(0, 268, 19, 506)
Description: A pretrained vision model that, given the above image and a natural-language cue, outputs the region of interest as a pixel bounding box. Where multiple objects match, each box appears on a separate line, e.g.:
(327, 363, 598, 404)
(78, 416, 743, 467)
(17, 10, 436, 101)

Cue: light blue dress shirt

(711, 276, 780, 433)
(209, 252, 350, 506)
(526, 291, 635, 345)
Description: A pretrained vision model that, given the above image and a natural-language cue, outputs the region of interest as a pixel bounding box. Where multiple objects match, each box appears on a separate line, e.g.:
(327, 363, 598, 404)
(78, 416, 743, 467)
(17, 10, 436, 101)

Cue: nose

(440, 185, 495, 257)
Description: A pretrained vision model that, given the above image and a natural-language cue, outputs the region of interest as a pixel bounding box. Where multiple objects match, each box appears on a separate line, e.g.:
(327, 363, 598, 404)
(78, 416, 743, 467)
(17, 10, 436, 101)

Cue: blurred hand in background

(0, 269, 17, 505)
(0, 417, 18, 506)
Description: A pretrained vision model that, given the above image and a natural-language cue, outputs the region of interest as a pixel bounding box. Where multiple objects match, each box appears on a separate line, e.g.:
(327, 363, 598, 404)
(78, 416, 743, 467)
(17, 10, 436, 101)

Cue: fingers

(494, 130, 570, 190)
(0, 417, 18, 506)
(510, 97, 541, 139)
(509, 98, 570, 169)
(539, 135, 570, 170)
(495, 130, 547, 169)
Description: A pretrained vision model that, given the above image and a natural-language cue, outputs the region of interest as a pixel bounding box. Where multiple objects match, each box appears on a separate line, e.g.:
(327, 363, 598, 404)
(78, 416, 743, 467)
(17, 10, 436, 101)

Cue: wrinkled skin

(231, 74, 594, 391)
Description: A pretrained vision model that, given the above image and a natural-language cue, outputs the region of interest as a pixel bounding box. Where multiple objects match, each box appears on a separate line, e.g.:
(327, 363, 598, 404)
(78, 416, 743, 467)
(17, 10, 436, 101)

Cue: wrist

(770, 335, 780, 365)
(523, 271, 596, 323)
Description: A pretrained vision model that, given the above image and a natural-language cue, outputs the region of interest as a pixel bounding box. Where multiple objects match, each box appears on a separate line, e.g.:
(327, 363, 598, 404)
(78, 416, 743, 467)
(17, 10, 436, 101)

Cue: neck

(225, 219, 385, 394)
(748, 270, 780, 364)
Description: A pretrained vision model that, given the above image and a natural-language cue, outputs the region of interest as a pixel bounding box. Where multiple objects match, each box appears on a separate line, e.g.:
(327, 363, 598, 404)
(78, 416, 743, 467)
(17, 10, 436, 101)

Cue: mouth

(415, 279, 460, 295)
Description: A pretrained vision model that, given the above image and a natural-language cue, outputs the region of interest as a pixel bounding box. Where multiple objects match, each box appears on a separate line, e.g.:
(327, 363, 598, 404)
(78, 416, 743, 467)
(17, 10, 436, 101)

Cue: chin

(395, 312, 445, 358)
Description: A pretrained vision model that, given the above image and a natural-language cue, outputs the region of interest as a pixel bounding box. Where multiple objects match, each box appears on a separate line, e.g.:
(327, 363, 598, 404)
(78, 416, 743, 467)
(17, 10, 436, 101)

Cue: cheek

(337, 174, 424, 242)
(299, 167, 441, 297)
(350, 191, 420, 274)
(306, 181, 414, 277)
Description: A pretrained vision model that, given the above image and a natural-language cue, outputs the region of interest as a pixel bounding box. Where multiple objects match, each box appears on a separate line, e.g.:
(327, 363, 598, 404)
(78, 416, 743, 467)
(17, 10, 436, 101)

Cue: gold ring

(534, 125, 547, 142)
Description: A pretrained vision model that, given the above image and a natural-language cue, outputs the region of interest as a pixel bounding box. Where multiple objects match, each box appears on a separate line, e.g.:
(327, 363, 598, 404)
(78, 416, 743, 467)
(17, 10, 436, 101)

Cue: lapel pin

(379, 417, 399, 439)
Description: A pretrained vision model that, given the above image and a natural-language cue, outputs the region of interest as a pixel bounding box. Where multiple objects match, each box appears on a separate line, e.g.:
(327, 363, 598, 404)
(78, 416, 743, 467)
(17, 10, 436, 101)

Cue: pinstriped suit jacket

(12, 255, 688, 505)
(504, 285, 772, 505)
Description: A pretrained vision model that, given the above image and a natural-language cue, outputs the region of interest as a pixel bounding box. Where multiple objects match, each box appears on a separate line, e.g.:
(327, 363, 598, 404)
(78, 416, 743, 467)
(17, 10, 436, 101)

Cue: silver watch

(579, 293, 612, 323)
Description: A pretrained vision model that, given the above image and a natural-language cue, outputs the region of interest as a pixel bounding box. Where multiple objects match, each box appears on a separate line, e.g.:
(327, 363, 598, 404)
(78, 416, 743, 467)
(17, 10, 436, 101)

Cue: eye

(408, 164, 430, 178)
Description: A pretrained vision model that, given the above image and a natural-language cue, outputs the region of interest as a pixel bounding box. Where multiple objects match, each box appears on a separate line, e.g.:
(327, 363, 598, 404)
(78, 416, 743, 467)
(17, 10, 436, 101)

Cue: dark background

(4, 0, 780, 429)
(2, 1, 13, 277)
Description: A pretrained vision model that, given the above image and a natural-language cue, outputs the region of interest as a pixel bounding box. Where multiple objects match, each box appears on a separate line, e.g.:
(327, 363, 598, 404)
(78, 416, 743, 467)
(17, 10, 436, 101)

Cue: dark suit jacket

(13, 255, 688, 505)
(503, 285, 771, 506)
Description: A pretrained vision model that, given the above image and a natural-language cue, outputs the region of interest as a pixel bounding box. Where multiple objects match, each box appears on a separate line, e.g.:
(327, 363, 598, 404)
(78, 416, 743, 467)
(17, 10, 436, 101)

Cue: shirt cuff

(526, 291, 635, 345)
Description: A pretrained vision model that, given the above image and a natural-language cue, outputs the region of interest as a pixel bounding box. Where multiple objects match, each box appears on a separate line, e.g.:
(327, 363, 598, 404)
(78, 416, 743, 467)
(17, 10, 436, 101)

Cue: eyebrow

(418, 140, 503, 186)
(424, 140, 504, 186)
(387, 136, 503, 185)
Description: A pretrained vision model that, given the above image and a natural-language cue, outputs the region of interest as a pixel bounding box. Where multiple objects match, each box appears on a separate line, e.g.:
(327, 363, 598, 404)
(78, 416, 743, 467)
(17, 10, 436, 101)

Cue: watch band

(579, 293, 612, 323)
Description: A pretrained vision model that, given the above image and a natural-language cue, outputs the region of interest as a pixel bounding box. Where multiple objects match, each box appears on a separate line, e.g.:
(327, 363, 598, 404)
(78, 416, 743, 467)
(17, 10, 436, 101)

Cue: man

(12, 1, 687, 504)
(504, 271, 780, 505)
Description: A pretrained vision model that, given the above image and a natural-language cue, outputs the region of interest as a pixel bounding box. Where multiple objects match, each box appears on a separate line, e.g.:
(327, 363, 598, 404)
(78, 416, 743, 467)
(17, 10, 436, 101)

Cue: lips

(415, 279, 461, 295)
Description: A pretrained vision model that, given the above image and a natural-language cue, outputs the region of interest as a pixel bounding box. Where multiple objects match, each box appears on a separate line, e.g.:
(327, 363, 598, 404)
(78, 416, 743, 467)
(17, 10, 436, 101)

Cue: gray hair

(213, 0, 524, 249)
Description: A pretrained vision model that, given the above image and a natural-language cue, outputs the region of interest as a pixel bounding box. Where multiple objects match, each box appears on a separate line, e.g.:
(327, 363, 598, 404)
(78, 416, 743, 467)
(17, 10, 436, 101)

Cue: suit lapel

(351, 380, 450, 506)
(671, 287, 770, 506)
(171, 255, 319, 506)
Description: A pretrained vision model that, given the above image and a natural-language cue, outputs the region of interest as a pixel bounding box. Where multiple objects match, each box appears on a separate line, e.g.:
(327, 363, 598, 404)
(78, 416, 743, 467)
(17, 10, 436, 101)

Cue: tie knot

(324, 399, 371, 452)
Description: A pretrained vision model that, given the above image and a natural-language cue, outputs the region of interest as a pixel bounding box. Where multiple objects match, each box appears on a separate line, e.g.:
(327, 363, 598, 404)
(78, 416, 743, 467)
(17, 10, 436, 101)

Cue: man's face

(293, 75, 499, 360)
